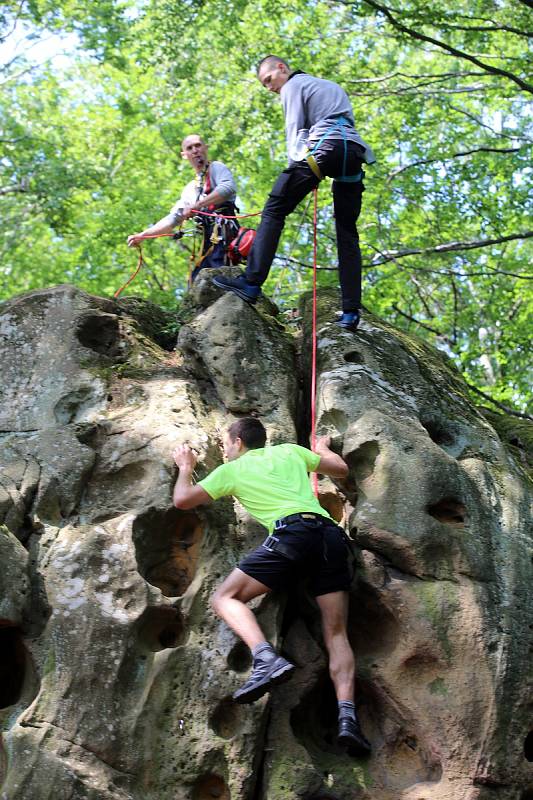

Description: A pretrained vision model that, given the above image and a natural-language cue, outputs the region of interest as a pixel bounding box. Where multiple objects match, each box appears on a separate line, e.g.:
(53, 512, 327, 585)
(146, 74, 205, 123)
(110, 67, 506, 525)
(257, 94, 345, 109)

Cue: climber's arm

(313, 436, 349, 479)
(172, 445, 212, 510)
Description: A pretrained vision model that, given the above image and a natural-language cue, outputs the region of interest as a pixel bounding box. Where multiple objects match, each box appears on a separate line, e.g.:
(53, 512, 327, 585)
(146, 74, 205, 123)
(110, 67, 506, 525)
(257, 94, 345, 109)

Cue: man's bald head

(181, 134, 208, 173)
(181, 133, 205, 150)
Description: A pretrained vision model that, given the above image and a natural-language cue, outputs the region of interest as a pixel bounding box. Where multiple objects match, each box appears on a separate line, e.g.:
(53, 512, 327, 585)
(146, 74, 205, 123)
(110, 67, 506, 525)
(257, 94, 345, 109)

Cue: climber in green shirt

(172, 416, 371, 756)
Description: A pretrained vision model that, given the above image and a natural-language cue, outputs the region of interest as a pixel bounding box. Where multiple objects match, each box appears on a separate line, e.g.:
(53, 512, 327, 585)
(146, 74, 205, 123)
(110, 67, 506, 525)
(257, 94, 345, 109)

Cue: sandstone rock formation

(0, 278, 531, 800)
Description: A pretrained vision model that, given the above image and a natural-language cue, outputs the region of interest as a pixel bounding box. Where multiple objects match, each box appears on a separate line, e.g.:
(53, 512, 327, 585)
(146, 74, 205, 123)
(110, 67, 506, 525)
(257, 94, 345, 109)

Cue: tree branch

(361, 0, 533, 94)
(350, 83, 495, 98)
(390, 305, 533, 419)
(369, 231, 533, 267)
(274, 254, 336, 271)
(391, 303, 452, 341)
(466, 383, 533, 421)
(387, 146, 522, 180)
(436, 22, 533, 37)
(347, 69, 489, 85)
(0, 1, 25, 45)
(447, 104, 532, 142)
(0, 181, 28, 196)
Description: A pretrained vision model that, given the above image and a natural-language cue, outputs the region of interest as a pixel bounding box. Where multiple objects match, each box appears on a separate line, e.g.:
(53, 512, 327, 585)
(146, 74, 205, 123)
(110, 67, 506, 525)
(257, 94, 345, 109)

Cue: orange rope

(115, 234, 178, 298)
(115, 244, 144, 298)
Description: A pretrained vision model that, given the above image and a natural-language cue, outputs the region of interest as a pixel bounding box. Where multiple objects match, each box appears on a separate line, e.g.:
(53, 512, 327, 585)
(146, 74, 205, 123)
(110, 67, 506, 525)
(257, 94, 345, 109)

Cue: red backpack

(228, 227, 256, 264)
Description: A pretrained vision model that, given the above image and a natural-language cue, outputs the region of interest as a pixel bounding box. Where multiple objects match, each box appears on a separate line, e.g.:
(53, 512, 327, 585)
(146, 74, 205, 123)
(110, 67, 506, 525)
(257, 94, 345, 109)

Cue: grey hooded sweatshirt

(280, 72, 376, 167)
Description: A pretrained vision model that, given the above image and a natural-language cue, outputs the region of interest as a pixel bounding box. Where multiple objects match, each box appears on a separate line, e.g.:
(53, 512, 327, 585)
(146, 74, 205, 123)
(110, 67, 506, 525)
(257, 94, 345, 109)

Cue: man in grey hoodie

(213, 57, 375, 330)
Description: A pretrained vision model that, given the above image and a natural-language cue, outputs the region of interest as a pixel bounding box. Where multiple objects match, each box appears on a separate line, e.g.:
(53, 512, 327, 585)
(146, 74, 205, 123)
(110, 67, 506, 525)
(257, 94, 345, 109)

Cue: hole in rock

(346, 441, 379, 483)
(525, 730, 533, 762)
(54, 386, 99, 426)
(318, 409, 348, 435)
(209, 697, 244, 739)
(427, 497, 466, 526)
(227, 641, 252, 673)
(420, 416, 456, 448)
(402, 649, 441, 672)
(318, 491, 344, 523)
(348, 583, 399, 656)
(192, 773, 230, 800)
(133, 508, 204, 597)
(305, 794, 339, 800)
(0, 627, 27, 708)
(136, 606, 185, 651)
(343, 350, 364, 364)
(291, 672, 344, 755)
(520, 792, 533, 800)
(76, 313, 121, 357)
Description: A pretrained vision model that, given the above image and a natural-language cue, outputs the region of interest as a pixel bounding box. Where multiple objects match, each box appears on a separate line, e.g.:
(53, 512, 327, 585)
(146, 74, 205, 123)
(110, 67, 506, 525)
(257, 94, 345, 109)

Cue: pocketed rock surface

(0, 279, 531, 800)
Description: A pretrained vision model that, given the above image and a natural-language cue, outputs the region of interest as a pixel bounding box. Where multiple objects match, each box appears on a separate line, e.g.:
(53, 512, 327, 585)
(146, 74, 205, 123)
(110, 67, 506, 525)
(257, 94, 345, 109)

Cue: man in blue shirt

(173, 416, 371, 756)
(213, 57, 375, 330)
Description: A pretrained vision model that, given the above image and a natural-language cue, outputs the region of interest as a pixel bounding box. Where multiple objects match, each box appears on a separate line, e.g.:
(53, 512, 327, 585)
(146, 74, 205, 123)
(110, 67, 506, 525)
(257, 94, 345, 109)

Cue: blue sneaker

(212, 274, 262, 305)
(336, 310, 360, 331)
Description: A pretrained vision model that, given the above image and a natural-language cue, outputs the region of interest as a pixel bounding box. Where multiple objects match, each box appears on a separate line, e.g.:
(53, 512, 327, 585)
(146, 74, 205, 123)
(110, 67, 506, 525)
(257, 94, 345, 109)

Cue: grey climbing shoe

(232, 653, 295, 704)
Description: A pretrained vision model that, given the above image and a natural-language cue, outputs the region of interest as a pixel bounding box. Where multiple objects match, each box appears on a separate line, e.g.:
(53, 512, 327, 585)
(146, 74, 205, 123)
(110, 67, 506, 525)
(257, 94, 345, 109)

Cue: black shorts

(238, 516, 353, 597)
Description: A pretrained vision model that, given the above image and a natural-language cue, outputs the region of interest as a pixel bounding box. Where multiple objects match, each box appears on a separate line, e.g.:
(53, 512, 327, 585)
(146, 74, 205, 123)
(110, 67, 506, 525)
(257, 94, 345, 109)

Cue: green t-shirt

(199, 443, 331, 533)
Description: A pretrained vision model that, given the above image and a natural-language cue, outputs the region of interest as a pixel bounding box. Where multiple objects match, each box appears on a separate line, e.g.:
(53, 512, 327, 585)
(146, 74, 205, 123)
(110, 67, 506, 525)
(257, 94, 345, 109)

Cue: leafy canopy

(0, 0, 531, 411)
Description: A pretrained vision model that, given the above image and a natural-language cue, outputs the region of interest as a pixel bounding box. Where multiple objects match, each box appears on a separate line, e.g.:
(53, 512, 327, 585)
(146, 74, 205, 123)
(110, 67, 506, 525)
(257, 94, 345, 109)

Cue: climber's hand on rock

(172, 444, 198, 471)
(315, 435, 332, 452)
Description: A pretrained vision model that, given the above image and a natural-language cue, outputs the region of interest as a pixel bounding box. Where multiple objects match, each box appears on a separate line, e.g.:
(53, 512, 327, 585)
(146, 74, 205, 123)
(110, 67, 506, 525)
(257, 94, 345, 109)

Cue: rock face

(0, 279, 531, 800)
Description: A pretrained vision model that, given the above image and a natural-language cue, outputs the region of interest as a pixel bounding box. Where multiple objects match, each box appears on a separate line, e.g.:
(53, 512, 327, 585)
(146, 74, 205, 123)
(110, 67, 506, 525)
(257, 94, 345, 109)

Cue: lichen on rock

(0, 282, 531, 800)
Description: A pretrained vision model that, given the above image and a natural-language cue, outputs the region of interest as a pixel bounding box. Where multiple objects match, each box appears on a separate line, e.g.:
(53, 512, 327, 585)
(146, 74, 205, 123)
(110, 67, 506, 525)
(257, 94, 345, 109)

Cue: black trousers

(245, 140, 365, 311)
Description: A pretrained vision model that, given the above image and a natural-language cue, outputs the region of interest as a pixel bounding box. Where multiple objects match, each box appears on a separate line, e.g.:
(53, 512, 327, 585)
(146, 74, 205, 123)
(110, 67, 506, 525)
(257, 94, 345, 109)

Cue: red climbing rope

(311, 188, 319, 498)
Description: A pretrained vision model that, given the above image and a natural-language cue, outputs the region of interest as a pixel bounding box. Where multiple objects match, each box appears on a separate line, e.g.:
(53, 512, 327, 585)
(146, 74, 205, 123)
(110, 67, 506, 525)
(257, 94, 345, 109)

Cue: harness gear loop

(209, 221, 221, 244)
(261, 534, 300, 561)
(306, 153, 324, 180)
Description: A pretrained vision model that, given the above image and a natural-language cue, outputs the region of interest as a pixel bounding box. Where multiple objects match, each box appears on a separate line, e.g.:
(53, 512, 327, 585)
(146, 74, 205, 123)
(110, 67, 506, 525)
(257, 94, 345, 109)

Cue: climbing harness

(262, 513, 342, 564)
(305, 116, 364, 185)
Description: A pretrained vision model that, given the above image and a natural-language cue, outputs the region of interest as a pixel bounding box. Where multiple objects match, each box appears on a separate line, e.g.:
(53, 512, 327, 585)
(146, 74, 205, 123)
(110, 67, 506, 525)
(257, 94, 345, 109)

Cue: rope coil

(116, 210, 262, 298)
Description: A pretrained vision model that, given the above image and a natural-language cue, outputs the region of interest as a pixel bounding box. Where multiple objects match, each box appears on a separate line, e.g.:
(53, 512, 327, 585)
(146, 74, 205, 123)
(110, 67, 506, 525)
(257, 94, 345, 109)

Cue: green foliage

(0, 0, 531, 410)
